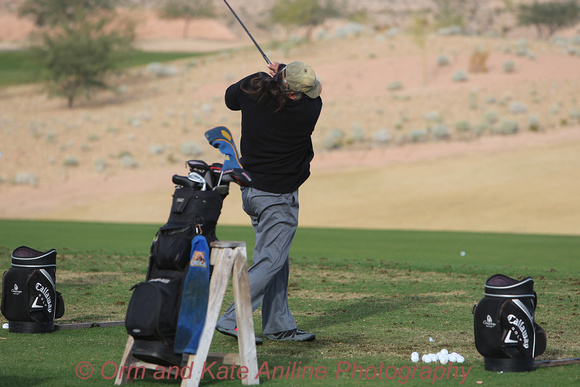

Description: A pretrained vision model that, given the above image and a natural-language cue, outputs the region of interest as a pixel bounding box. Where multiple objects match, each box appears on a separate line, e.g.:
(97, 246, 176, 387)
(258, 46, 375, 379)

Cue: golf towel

(174, 235, 210, 354)
(205, 126, 243, 171)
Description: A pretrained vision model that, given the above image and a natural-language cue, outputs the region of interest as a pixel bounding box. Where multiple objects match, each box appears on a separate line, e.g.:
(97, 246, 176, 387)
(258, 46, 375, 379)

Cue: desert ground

(1, 8, 580, 236)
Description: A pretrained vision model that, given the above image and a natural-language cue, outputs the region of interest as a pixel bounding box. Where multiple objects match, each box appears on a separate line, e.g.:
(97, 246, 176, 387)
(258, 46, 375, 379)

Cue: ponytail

(241, 73, 288, 111)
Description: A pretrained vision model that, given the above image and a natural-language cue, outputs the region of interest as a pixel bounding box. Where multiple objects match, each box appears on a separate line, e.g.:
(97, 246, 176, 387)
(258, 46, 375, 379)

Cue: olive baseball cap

(284, 61, 321, 99)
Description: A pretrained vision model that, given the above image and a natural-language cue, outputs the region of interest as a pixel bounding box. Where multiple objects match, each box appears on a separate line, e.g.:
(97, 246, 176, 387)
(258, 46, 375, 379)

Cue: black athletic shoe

(265, 329, 315, 342)
(216, 326, 263, 345)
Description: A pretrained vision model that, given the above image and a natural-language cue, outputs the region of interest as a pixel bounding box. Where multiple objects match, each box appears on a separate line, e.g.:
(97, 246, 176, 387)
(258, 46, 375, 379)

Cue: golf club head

(221, 168, 253, 187)
(186, 159, 209, 174)
(172, 174, 197, 189)
(187, 172, 207, 191)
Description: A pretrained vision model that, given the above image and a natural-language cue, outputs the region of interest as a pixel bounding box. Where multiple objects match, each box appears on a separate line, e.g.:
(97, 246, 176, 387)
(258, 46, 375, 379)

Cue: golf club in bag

(1, 246, 65, 333)
(473, 274, 547, 372)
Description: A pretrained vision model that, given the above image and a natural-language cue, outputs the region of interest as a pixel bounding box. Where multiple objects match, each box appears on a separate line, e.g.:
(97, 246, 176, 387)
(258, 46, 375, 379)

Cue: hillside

(1, 5, 580, 236)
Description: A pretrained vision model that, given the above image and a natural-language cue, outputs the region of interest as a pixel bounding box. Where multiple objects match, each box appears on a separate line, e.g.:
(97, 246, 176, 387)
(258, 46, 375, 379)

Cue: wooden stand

(115, 241, 259, 386)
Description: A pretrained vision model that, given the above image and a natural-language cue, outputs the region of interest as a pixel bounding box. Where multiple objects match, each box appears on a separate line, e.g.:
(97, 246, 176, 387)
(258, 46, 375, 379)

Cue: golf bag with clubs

(1, 246, 65, 333)
(473, 274, 547, 372)
(125, 156, 251, 367)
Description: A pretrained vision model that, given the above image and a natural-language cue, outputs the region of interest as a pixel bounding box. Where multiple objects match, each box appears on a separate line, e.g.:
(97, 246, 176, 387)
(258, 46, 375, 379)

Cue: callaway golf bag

(1, 246, 65, 333)
(473, 274, 546, 372)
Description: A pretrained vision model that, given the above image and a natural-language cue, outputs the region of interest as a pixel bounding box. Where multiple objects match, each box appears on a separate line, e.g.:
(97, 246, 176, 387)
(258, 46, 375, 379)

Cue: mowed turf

(0, 220, 579, 386)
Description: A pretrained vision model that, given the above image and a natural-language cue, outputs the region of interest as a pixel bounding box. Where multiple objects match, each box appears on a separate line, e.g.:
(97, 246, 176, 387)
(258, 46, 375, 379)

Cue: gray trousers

(216, 186, 299, 334)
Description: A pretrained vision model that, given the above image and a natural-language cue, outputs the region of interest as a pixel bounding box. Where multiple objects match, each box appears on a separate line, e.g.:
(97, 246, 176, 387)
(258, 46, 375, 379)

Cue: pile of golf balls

(411, 349, 465, 364)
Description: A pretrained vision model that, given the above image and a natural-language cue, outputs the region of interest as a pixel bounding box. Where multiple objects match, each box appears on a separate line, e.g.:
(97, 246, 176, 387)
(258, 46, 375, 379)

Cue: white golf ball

(439, 355, 448, 364)
(448, 353, 458, 362)
(411, 352, 419, 362)
(460, 251, 466, 256)
(430, 354, 439, 362)
(456, 355, 465, 363)
(440, 349, 448, 355)
(422, 355, 432, 363)
(2, 323, 8, 329)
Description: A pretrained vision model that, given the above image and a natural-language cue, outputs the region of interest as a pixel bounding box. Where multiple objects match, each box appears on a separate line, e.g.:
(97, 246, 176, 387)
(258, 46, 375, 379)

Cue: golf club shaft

(223, 0, 271, 64)
(534, 357, 580, 368)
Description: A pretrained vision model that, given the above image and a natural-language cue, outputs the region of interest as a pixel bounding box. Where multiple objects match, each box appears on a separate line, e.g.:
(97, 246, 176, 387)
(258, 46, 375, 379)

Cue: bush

(528, 116, 540, 131)
(411, 129, 429, 143)
(436, 55, 451, 66)
(321, 129, 345, 150)
(372, 128, 391, 144)
(493, 120, 519, 135)
(387, 81, 403, 91)
(452, 70, 467, 82)
(180, 142, 203, 156)
(454, 120, 471, 132)
(13, 172, 38, 186)
(503, 61, 516, 73)
(63, 156, 79, 167)
(431, 124, 450, 141)
(509, 101, 529, 114)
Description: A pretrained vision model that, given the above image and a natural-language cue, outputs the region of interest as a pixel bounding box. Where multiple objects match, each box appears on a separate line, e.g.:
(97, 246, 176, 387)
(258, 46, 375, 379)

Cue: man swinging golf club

(215, 60, 322, 342)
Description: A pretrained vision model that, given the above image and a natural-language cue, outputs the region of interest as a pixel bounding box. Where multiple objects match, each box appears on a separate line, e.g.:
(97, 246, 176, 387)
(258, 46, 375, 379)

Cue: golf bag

(1, 246, 65, 333)
(125, 183, 223, 367)
(473, 274, 547, 372)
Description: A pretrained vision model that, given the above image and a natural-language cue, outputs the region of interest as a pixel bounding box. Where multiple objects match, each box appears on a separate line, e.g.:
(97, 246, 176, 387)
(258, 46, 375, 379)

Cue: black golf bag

(1, 246, 65, 333)
(125, 182, 223, 367)
(473, 274, 547, 372)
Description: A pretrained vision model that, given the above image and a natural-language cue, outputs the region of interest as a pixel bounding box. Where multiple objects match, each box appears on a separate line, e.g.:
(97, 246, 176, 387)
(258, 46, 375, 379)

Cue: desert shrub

(431, 124, 450, 141)
(493, 120, 519, 135)
(485, 96, 497, 104)
(180, 142, 203, 156)
(454, 120, 471, 132)
(87, 134, 100, 142)
(349, 123, 365, 143)
(528, 116, 540, 131)
(424, 110, 442, 123)
(437, 54, 451, 66)
(509, 101, 529, 114)
(484, 110, 499, 124)
(321, 129, 345, 150)
(503, 61, 516, 73)
(13, 172, 38, 186)
(570, 109, 580, 123)
(120, 154, 138, 168)
(147, 63, 179, 77)
(63, 156, 79, 167)
(411, 129, 429, 143)
(94, 158, 107, 172)
(149, 145, 165, 155)
(372, 128, 391, 144)
(452, 70, 467, 82)
(387, 81, 403, 91)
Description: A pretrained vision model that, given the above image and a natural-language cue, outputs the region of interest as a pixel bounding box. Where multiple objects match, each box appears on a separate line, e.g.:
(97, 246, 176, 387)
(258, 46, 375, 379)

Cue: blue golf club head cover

(204, 126, 243, 171)
(174, 235, 210, 354)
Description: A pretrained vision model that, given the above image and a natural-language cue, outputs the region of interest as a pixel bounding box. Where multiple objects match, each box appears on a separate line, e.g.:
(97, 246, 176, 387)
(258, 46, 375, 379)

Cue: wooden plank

(54, 320, 124, 330)
(114, 336, 136, 385)
(232, 248, 259, 385)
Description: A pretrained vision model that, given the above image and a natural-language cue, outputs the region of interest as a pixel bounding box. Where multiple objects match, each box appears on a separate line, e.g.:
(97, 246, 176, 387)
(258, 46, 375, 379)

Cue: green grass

(0, 50, 209, 87)
(0, 219, 579, 386)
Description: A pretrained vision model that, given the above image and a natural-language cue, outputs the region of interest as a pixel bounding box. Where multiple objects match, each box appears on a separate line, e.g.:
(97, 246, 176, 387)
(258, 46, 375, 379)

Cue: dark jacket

(225, 72, 323, 193)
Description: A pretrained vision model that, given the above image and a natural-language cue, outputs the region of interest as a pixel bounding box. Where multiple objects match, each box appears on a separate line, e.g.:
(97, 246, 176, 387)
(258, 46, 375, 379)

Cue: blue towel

(204, 126, 243, 171)
(174, 235, 210, 354)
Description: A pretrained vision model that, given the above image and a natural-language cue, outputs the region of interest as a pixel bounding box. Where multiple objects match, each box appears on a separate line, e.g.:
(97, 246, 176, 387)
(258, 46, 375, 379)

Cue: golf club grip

(223, 0, 271, 64)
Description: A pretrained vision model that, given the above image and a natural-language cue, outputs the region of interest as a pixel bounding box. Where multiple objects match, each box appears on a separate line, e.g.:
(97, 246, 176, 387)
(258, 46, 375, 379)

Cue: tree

(270, 0, 344, 40)
(18, 0, 114, 27)
(157, 0, 215, 39)
(517, 0, 580, 39)
(18, 0, 135, 108)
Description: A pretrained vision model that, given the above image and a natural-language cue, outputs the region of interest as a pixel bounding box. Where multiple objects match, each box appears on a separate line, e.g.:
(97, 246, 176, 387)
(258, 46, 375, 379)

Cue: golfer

(216, 61, 322, 342)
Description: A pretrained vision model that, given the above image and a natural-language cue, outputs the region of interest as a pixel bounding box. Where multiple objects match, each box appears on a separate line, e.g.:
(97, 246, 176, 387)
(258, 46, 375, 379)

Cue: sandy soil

(1, 9, 580, 236)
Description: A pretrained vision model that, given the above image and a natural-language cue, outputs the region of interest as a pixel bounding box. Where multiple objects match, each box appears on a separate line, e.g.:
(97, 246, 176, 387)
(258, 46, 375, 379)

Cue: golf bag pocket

(151, 225, 196, 271)
(125, 274, 183, 342)
(1, 246, 64, 333)
(473, 274, 546, 372)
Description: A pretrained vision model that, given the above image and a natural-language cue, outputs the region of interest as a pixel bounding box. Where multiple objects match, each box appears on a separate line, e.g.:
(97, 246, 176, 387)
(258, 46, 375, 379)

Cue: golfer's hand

(268, 62, 281, 76)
